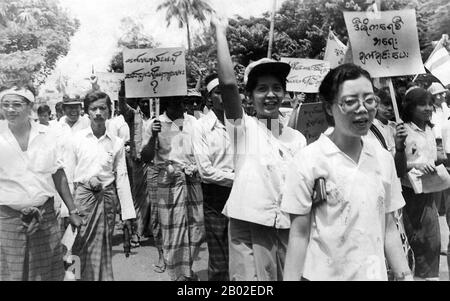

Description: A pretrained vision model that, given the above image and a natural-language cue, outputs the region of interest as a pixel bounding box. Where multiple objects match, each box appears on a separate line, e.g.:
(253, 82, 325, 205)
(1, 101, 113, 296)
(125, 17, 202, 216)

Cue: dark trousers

(402, 187, 441, 279)
(202, 183, 231, 281)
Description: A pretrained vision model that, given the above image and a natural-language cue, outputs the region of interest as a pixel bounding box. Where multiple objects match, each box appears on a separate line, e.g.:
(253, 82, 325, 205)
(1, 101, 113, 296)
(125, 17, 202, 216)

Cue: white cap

(243, 58, 291, 87)
(428, 82, 447, 95)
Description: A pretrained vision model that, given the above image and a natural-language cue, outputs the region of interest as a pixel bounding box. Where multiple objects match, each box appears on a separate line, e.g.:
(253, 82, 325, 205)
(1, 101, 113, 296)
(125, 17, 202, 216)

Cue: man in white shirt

(54, 95, 91, 219)
(68, 91, 136, 281)
(193, 74, 234, 281)
(141, 96, 205, 281)
(0, 85, 82, 281)
(59, 94, 91, 133)
(118, 84, 151, 245)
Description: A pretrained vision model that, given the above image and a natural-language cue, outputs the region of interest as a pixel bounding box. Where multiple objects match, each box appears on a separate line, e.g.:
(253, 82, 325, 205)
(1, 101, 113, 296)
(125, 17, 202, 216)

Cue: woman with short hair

(211, 16, 307, 281)
(282, 64, 412, 281)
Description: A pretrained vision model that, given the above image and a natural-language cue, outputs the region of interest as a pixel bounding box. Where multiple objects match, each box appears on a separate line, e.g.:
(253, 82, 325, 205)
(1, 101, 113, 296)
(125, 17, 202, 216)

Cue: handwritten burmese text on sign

(343, 9, 425, 77)
(280, 58, 330, 93)
(296, 102, 328, 145)
(124, 47, 187, 98)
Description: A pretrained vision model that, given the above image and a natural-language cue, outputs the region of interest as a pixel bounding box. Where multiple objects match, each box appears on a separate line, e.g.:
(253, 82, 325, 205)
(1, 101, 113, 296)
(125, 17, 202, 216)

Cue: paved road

(111, 217, 450, 281)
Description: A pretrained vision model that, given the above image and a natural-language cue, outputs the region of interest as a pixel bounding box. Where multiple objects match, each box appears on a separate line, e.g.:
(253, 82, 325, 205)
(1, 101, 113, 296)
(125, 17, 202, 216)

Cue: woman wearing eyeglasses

(282, 64, 412, 281)
(400, 87, 441, 281)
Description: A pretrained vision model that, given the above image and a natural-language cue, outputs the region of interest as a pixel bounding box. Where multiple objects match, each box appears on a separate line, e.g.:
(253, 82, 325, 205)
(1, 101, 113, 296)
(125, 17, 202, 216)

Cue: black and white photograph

(1, 0, 450, 284)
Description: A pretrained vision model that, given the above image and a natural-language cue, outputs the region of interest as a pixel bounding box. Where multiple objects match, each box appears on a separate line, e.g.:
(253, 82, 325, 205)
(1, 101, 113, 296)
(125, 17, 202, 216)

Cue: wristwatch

(69, 208, 80, 215)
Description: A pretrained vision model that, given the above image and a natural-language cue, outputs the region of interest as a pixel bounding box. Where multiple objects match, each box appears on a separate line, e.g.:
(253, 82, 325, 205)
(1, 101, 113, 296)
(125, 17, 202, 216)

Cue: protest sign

(124, 47, 187, 98)
(96, 72, 124, 101)
(343, 9, 425, 78)
(280, 58, 330, 93)
(295, 102, 328, 145)
(324, 31, 348, 69)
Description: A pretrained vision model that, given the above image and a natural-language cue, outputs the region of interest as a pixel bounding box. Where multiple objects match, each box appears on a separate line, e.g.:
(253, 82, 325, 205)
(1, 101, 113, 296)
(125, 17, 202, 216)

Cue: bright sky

(45, 0, 286, 91)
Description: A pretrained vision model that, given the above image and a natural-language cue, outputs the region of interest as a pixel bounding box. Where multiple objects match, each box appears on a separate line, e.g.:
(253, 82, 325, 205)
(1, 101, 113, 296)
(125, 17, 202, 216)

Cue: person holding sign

(282, 64, 412, 281)
(141, 96, 205, 281)
(212, 16, 307, 281)
(400, 87, 441, 281)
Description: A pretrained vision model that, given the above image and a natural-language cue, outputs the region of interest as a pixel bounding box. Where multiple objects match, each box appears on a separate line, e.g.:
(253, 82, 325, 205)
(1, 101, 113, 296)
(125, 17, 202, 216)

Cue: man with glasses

(0, 85, 83, 281)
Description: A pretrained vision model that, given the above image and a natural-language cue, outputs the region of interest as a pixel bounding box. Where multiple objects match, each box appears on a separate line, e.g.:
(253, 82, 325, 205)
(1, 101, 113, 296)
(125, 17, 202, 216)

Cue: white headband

(206, 78, 219, 93)
(0, 87, 35, 103)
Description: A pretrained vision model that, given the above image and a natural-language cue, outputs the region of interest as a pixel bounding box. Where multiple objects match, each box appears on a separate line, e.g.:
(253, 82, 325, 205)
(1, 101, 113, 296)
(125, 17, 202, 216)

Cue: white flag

(424, 39, 450, 86)
(324, 31, 348, 69)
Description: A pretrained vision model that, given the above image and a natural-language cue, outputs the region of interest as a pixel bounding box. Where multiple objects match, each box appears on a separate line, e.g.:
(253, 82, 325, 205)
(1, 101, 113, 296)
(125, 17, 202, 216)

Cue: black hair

(245, 73, 286, 94)
(318, 64, 372, 126)
(55, 101, 64, 113)
(374, 87, 393, 105)
(204, 73, 218, 88)
(401, 87, 433, 126)
(84, 91, 112, 117)
(319, 63, 373, 106)
(37, 104, 51, 116)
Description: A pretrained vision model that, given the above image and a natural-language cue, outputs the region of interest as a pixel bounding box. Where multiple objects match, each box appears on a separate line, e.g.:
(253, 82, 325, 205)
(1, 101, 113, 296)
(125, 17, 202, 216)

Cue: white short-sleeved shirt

(142, 113, 198, 167)
(224, 112, 307, 229)
(281, 134, 405, 281)
(431, 105, 450, 140)
(67, 128, 136, 220)
(366, 119, 396, 156)
(193, 111, 234, 187)
(0, 121, 63, 210)
(401, 122, 437, 188)
(106, 115, 130, 143)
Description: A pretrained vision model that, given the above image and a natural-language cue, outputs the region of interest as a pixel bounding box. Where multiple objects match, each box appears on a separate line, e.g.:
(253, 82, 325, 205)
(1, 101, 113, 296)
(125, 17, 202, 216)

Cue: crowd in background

(1, 17, 450, 282)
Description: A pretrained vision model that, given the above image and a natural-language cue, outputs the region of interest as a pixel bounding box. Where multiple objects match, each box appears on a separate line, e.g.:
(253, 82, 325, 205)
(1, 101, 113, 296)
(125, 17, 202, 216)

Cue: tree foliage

(186, 0, 450, 92)
(108, 17, 160, 73)
(0, 0, 79, 87)
(157, 0, 214, 52)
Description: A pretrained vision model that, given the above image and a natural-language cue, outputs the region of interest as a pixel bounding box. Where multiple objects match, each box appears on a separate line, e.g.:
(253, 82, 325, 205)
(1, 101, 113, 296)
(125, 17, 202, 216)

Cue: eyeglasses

(337, 95, 379, 113)
(1, 101, 27, 110)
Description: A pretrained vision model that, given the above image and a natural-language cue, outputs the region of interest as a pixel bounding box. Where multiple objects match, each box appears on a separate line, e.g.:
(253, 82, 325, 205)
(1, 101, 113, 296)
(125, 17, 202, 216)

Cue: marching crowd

(1, 17, 450, 282)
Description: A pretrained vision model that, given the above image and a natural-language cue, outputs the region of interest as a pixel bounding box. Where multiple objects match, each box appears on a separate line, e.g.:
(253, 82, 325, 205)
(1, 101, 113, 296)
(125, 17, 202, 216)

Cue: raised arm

(211, 16, 242, 121)
(118, 96, 135, 123)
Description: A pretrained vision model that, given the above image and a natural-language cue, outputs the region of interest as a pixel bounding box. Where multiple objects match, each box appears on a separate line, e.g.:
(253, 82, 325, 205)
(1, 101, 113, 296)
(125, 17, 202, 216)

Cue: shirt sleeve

(114, 141, 136, 220)
(281, 152, 314, 215)
(118, 122, 130, 143)
(192, 122, 234, 187)
(225, 109, 250, 165)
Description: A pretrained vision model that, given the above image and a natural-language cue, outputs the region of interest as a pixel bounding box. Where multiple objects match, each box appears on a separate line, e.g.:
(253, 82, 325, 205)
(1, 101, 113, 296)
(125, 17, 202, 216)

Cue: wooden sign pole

(373, 2, 401, 123)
